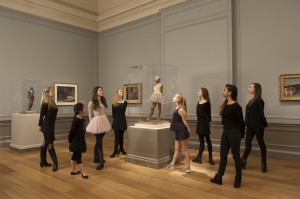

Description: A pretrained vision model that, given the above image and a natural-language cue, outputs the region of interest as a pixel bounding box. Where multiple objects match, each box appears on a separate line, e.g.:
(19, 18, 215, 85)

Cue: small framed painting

(279, 73, 300, 100)
(123, 83, 142, 104)
(54, 83, 78, 105)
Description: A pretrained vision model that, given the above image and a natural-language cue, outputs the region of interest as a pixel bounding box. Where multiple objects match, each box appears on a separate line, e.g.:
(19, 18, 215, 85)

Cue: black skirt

(43, 131, 55, 145)
(175, 130, 190, 141)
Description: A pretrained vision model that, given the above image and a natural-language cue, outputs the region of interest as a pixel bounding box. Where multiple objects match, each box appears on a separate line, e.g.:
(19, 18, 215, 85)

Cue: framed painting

(123, 83, 142, 104)
(54, 83, 78, 105)
(279, 73, 300, 100)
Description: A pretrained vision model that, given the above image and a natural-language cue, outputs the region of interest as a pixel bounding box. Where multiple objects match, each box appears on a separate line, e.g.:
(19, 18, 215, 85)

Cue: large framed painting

(279, 73, 300, 100)
(54, 83, 78, 105)
(123, 83, 142, 104)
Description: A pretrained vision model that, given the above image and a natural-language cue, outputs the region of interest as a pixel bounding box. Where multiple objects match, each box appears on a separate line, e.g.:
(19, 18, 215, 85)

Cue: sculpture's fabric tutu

(86, 115, 111, 134)
(150, 93, 165, 103)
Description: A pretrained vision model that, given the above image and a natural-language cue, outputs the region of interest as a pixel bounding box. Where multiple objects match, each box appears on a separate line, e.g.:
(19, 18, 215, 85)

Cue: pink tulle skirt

(86, 115, 111, 134)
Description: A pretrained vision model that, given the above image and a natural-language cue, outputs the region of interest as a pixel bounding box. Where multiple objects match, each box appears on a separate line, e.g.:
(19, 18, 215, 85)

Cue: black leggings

(197, 134, 213, 156)
(71, 152, 82, 164)
(217, 127, 242, 177)
(114, 130, 125, 150)
(243, 127, 267, 160)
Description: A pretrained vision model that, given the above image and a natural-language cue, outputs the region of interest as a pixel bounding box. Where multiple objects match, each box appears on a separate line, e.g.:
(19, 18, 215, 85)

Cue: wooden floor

(0, 136, 300, 199)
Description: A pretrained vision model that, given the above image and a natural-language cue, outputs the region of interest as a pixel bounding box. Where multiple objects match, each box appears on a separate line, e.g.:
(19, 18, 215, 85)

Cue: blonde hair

(176, 93, 187, 113)
(40, 87, 56, 109)
(112, 89, 123, 107)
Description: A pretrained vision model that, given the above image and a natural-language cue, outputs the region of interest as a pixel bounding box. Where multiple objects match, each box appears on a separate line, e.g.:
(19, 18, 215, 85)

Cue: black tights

(197, 134, 213, 157)
(243, 127, 267, 160)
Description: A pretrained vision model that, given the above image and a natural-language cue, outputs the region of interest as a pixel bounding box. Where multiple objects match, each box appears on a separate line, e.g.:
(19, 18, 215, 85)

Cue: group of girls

(167, 83, 267, 189)
(38, 86, 127, 179)
(38, 83, 267, 187)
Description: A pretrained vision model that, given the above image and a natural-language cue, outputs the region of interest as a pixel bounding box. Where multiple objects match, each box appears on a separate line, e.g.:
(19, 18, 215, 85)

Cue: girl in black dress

(110, 89, 128, 157)
(242, 83, 268, 172)
(168, 93, 192, 173)
(192, 88, 215, 165)
(210, 84, 245, 188)
(38, 87, 58, 172)
(68, 103, 88, 179)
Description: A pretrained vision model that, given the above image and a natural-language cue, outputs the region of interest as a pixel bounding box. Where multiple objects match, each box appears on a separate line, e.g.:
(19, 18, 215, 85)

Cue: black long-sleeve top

(196, 102, 211, 135)
(112, 101, 127, 130)
(38, 103, 58, 134)
(68, 117, 86, 153)
(221, 103, 245, 137)
(245, 98, 268, 128)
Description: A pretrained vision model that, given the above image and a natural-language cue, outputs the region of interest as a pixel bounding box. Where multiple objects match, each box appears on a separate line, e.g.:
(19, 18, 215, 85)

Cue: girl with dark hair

(192, 88, 215, 165)
(68, 103, 88, 179)
(110, 89, 128, 158)
(38, 87, 58, 172)
(167, 93, 192, 173)
(210, 84, 245, 188)
(242, 83, 268, 172)
(86, 86, 111, 170)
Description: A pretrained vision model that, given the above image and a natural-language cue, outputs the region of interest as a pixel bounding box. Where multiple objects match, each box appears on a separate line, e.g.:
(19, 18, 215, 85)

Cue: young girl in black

(242, 83, 268, 172)
(110, 89, 128, 157)
(68, 103, 88, 179)
(192, 88, 215, 165)
(210, 84, 245, 188)
(168, 93, 192, 173)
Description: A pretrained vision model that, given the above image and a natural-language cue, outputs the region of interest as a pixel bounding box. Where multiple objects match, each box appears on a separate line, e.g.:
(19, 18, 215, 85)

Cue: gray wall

(98, 0, 300, 161)
(0, 6, 98, 146)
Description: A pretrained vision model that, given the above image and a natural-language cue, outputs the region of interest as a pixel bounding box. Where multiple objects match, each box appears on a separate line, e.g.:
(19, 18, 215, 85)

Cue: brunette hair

(250, 83, 262, 105)
(112, 89, 123, 107)
(219, 84, 238, 115)
(40, 87, 57, 109)
(91, 86, 107, 110)
(74, 103, 84, 118)
(200, 88, 210, 104)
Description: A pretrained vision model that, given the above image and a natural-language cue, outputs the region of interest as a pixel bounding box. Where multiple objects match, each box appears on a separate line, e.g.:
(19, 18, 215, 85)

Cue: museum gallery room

(0, 0, 300, 198)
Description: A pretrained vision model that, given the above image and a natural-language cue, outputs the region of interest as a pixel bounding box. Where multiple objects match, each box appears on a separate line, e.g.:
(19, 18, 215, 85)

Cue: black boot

(241, 158, 247, 170)
(192, 154, 202, 164)
(96, 148, 104, 170)
(119, 136, 127, 155)
(40, 145, 52, 167)
(110, 149, 118, 158)
(110, 141, 119, 158)
(261, 159, 267, 172)
(234, 176, 242, 188)
(210, 174, 222, 185)
(48, 148, 58, 172)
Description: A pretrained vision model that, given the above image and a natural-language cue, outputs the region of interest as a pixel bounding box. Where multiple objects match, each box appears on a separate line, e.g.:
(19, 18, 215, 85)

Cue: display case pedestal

(10, 113, 43, 151)
(125, 122, 182, 169)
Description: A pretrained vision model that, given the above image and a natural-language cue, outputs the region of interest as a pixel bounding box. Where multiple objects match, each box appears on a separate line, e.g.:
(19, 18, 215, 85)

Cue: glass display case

(127, 64, 178, 119)
(11, 80, 50, 113)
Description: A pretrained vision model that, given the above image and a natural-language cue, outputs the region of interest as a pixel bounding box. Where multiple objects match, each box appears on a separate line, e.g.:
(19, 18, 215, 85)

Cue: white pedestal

(10, 113, 43, 151)
(125, 122, 183, 169)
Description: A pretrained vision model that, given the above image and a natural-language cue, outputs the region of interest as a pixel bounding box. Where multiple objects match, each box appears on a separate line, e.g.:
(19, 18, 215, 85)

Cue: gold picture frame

(279, 73, 300, 100)
(123, 83, 142, 104)
(54, 83, 78, 105)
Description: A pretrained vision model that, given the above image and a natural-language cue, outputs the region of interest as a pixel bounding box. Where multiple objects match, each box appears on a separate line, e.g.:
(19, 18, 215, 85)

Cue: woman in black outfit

(242, 83, 268, 172)
(110, 89, 128, 157)
(68, 103, 88, 179)
(192, 88, 215, 165)
(38, 87, 58, 172)
(210, 84, 245, 188)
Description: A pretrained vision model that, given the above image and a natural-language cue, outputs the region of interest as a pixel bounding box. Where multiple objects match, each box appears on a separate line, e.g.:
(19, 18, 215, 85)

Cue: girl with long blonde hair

(110, 89, 128, 157)
(168, 93, 192, 173)
(38, 87, 58, 172)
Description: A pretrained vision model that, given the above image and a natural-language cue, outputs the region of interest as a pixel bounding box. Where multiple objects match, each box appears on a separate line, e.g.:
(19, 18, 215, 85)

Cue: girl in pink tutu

(86, 86, 111, 170)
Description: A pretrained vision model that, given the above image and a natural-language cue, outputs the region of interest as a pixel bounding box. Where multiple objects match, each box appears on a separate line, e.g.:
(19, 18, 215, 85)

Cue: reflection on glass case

(127, 64, 178, 119)
(11, 80, 49, 113)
